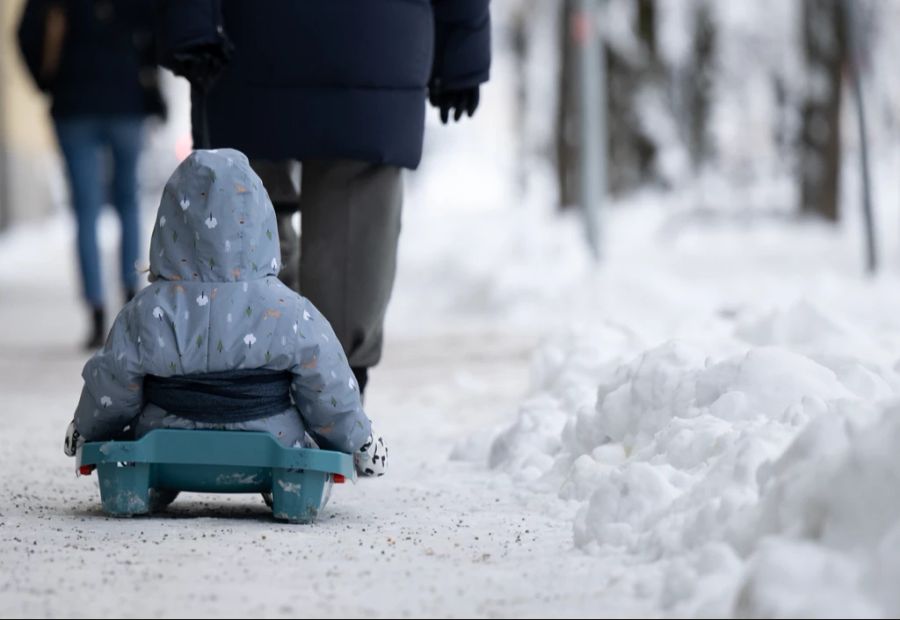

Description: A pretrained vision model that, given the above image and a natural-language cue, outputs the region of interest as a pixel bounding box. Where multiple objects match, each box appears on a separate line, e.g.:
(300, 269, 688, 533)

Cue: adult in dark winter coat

(18, 0, 164, 349)
(156, 0, 491, 394)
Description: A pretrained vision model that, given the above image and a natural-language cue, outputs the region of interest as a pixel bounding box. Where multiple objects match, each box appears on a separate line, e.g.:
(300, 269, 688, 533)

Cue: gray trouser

(251, 159, 403, 368)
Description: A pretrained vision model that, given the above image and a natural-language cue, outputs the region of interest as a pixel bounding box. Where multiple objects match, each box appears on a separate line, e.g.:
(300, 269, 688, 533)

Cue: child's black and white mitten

(354, 433, 387, 477)
(63, 420, 83, 457)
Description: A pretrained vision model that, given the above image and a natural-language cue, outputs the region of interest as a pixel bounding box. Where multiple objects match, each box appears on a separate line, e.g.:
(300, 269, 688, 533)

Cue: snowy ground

(5, 172, 900, 617)
(5, 7, 900, 612)
(481, 201, 900, 618)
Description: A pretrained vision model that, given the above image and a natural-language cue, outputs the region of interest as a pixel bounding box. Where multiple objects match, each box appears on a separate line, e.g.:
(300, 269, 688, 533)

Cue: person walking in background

(17, 0, 165, 349)
(156, 0, 491, 396)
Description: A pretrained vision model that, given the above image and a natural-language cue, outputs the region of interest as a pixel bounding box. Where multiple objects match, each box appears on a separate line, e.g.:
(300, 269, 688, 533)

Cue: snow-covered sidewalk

(4, 71, 900, 614)
(4, 183, 900, 617)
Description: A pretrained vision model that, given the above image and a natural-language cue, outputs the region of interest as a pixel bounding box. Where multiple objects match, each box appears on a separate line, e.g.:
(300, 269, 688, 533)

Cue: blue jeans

(54, 116, 143, 306)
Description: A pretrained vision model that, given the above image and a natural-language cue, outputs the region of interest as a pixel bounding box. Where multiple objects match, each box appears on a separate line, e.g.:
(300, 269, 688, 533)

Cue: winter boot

(352, 366, 369, 397)
(85, 306, 105, 350)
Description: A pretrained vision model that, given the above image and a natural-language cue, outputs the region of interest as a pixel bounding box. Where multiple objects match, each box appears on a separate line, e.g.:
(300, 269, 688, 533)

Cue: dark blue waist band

(144, 370, 293, 423)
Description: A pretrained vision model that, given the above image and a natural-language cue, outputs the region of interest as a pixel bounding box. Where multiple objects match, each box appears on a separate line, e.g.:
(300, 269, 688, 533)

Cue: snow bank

(492, 297, 900, 617)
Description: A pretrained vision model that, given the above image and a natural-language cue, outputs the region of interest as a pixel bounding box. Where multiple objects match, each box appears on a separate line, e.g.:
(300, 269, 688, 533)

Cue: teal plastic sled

(78, 429, 354, 523)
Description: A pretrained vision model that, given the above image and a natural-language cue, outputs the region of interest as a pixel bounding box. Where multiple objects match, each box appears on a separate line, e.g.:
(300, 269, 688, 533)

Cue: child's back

(69, 150, 380, 466)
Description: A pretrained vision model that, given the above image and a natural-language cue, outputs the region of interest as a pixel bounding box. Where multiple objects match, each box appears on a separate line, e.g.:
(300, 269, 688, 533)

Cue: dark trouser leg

(105, 116, 144, 298)
(298, 160, 403, 369)
(54, 118, 105, 307)
(274, 212, 300, 292)
(250, 160, 301, 291)
(54, 117, 107, 348)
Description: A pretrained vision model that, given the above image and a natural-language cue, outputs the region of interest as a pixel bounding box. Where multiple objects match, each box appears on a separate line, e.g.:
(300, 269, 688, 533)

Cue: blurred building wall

(0, 0, 63, 231)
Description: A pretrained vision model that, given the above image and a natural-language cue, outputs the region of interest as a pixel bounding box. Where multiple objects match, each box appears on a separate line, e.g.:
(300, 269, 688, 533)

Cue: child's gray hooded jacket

(73, 149, 371, 453)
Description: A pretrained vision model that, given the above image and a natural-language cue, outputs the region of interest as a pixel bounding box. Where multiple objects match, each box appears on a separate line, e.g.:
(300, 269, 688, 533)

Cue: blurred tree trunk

(686, 0, 715, 171)
(605, 0, 660, 195)
(556, 0, 579, 208)
(0, 2, 8, 231)
(799, 0, 846, 221)
(511, 3, 529, 199)
(557, 0, 663, 207)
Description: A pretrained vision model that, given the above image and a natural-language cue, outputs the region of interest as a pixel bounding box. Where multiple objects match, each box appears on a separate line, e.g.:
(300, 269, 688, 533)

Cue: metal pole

(844, 0, 877, 274)
(573, 0, 606, 260)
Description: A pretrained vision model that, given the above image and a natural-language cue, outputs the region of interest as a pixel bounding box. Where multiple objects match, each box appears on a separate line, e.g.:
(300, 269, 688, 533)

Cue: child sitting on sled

(63, 149, 387, 479)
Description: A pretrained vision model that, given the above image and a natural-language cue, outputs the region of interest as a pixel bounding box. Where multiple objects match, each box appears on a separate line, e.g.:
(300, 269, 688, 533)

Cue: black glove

(429, 86, 480, 124)
(168, 41, 232, 91)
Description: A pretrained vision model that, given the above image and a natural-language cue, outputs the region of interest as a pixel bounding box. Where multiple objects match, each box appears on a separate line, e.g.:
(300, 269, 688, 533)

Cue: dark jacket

(157, 0, 491, 169)
(18, 0, 163, 119)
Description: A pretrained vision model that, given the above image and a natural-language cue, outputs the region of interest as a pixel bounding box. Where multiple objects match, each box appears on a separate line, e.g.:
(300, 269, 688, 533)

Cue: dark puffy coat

(18, 0, 163, 119)
(157, 0, 491, 169)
